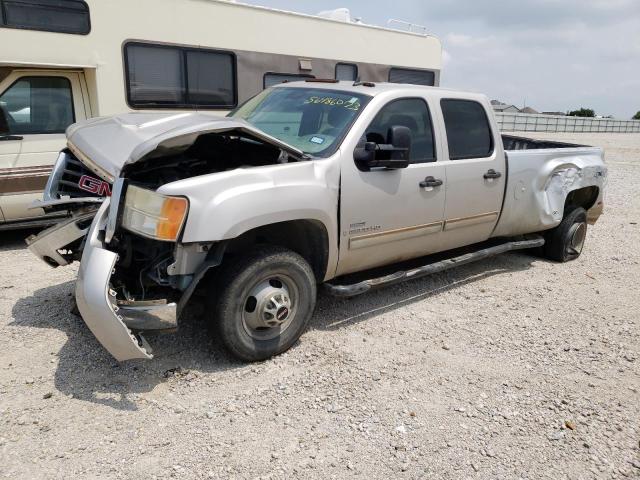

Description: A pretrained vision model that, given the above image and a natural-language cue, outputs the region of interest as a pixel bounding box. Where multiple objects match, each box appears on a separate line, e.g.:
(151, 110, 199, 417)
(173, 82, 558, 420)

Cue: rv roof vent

(387, 19, 429, 35)
(317, 8, 351, 22)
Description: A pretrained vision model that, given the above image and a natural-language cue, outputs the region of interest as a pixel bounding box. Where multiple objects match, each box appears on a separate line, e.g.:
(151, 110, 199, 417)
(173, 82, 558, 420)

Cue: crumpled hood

(65, 112, 304, 181)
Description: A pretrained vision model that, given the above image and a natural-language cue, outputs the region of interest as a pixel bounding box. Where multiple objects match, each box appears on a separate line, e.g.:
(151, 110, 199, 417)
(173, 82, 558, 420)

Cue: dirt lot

(1, 132, 639, 479)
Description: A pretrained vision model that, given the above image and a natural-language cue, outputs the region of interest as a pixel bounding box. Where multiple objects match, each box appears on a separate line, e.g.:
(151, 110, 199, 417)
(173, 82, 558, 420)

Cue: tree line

(566, 108, 640, 120)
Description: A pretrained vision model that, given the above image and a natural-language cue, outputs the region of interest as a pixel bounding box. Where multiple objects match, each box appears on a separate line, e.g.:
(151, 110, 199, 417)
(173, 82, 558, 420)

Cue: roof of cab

(272, 80, 488, 102)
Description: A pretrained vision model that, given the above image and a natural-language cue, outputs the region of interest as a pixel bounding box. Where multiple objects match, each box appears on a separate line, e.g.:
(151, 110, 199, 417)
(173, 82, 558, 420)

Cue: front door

(338, 97, 446, 276)
(439, 99, 505, 249)
(0, 71, 87, 221)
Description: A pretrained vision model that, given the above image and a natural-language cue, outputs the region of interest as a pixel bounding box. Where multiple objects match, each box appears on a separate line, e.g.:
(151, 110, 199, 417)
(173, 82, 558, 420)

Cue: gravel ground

(1, 132, 639, 479)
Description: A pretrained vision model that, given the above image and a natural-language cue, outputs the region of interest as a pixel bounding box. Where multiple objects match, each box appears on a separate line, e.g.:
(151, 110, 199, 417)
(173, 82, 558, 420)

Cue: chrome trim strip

(444, 211, 499, 231)
(43, 151, 68, 201)
(349, 221, 443, 250)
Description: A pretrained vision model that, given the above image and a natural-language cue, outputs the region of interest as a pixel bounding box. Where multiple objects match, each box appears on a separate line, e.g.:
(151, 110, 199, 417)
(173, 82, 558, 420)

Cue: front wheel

(211, 246, 317, 361)
(543, 207, 588, 262)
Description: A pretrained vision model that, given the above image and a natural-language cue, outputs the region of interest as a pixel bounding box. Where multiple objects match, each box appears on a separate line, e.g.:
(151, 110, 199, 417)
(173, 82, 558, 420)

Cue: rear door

(438, 98, 505, 249)
(0, 71, 88, 221)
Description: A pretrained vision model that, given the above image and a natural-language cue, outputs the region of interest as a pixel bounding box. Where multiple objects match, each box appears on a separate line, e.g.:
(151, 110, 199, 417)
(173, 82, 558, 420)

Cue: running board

(324, 236, 545, 298)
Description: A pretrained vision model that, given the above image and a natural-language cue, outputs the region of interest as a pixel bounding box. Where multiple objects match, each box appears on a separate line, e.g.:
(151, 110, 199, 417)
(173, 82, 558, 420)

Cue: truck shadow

(312, 251, 538, 332)
(0, 228, 39, 252)
(10, 251, 539, 411)
(10, 281, 244, 411)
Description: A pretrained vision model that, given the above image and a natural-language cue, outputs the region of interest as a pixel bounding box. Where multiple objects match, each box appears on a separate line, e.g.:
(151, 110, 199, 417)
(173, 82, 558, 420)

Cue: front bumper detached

(26, 211, 97, 267)
(75, 200, 177, 361)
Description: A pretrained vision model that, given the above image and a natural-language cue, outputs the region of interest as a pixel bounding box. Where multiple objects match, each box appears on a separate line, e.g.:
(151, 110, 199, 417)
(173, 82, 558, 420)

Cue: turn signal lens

(121, 185, 188, 241)
(156, 197, 188, 241)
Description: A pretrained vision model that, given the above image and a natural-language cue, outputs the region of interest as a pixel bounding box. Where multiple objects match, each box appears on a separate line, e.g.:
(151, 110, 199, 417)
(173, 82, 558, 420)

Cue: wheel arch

(564, 185, 599, 213)
(224, 219, 331, 282)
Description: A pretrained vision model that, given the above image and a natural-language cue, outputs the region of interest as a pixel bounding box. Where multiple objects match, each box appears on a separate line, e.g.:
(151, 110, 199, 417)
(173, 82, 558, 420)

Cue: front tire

(212, 246, 317, 362)
(543, 207, 588, 262)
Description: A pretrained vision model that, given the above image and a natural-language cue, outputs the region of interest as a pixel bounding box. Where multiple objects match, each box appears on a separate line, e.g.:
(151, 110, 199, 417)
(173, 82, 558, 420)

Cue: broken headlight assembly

(121, 185, 188, 242)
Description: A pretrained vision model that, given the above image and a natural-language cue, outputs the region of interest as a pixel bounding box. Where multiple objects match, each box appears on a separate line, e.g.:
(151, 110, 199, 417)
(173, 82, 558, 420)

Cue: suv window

(365, 98, 436, 163)
(124, 42, 236, 109)
(0, 76, 74, 134)
(0, 0, 90, 35)
(441, 99, 493, 160)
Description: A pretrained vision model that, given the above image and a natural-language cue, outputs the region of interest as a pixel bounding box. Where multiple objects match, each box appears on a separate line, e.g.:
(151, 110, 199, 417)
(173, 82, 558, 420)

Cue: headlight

(121, 185, 188, 241)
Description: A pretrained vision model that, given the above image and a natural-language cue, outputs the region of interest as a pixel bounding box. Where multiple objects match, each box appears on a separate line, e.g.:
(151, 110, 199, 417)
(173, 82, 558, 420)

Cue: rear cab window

(440, 99, 494, 160)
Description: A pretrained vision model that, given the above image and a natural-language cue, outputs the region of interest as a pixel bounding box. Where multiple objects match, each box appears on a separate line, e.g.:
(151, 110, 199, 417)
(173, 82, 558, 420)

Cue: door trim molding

(0, 165, 52, 196)
(444, 211, 499, 231)
(349, 221, 443, 250)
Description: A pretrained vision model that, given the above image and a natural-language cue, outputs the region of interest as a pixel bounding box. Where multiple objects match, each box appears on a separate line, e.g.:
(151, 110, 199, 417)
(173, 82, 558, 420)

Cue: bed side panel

(492, 148, 606, 238)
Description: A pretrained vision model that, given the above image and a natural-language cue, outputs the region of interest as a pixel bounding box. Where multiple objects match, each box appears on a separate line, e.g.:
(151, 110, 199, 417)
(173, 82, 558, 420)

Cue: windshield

(229, 87, 371, 157)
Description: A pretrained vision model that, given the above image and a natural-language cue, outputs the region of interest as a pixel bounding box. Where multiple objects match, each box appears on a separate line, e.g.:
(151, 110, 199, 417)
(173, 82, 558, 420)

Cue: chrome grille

(45, 150, 110, 200)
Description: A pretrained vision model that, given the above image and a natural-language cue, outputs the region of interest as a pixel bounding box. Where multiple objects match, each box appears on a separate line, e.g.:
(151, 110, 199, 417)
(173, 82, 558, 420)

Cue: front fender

(157, 159, 340, 277)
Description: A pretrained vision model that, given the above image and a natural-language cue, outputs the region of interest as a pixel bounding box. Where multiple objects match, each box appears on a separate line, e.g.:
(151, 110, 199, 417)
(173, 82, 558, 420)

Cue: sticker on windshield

(304, 96, 361, 111)
(310, 136, 325, 145)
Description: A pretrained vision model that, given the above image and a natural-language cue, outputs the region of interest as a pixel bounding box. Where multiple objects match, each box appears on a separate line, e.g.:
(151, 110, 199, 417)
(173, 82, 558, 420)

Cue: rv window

(125, 42, 237, 109)
(263, 73, 315, 89)
(389, 68, 435, 87)
(441, 99, 494, 160)
(186, 50, 235, 106)
(0, 76, 75, 134)
(335, 63, 358, 81)
(0, 0, 90, 35)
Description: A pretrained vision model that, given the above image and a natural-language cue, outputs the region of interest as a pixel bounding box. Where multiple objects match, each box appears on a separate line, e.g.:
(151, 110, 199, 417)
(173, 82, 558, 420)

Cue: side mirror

(353, 125, 412, 170)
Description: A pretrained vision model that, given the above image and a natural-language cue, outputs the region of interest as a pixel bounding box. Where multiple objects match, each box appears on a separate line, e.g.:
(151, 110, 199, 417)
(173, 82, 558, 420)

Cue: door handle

(419, 176, 443, 188)
(483, 169, 502, 179)
(0, 135, 23, 141)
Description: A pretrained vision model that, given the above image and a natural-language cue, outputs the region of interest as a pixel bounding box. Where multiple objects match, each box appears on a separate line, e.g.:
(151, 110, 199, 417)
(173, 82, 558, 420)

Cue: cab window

(365, 98, 436, 163)
(0, 76, 75, 135)
(441, 99, 493, 160)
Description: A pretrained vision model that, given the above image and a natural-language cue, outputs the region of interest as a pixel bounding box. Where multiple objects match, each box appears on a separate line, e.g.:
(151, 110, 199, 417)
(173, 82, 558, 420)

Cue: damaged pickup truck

(27, 81, 607, 362)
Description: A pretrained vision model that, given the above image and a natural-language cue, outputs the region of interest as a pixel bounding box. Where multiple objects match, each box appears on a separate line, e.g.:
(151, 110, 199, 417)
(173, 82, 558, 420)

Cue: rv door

(0, 70, 90, 226)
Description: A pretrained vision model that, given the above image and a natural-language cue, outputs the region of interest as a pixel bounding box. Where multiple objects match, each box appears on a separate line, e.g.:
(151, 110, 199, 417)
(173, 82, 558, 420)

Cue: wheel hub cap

(567, 222, 587, 256)
(242, 277, 297, 340)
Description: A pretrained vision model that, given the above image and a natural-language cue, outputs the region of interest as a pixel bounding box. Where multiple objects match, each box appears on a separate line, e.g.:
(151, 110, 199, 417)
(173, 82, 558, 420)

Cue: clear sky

(244, 0, 640, 119)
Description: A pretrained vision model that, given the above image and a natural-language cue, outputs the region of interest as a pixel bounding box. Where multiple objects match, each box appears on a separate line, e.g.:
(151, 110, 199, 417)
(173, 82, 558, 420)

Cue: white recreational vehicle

(0, 0, 442, 229)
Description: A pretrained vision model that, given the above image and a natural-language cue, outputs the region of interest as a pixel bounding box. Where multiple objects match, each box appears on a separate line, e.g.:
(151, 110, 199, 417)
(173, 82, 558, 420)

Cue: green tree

(633, 111, 640, 120)
(567, 108, 595, 118)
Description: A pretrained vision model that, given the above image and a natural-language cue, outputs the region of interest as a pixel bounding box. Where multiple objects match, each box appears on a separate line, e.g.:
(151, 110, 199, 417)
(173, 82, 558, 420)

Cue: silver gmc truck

(27, 81, 607, 362)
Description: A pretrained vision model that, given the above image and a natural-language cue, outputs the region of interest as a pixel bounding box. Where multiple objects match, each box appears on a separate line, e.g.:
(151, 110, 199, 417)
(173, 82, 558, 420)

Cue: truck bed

(502, 134, 586, 151)
(492, 136, 605, 239)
